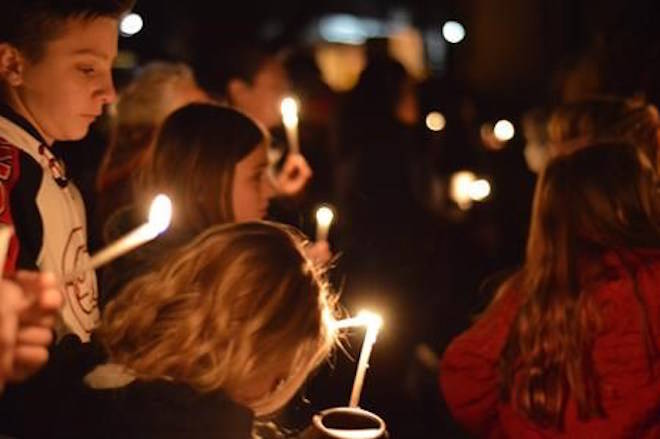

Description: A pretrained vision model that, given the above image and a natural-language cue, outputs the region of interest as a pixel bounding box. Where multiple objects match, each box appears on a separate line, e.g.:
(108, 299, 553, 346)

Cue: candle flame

(316, 205, 335, 228)
(280, 97, 299, 128)
(148, 194, 172, 236)
(357, 310, 383, 330)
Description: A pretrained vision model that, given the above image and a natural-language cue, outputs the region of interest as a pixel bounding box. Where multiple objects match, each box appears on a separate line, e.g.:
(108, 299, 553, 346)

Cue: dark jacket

(17, 335, 255, 439)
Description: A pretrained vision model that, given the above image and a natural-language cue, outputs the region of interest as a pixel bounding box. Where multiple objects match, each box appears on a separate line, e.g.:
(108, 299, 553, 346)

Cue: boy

(0, 0, 134, 342)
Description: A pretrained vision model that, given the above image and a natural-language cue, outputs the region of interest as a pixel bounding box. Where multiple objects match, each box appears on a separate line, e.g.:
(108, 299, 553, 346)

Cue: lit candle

(64, 194, 172, 282)
(280, 96, 300, 154)
(315, 205, 335, 242)
(349, 310, 383, 407)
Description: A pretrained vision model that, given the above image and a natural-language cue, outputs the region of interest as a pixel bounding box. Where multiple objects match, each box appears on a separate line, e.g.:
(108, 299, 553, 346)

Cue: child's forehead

(42, 16, 119, 62)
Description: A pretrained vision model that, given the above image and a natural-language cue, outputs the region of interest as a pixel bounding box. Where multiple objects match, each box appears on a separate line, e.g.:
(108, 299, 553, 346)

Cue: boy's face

(229, 60, 291, 129)
(12, 17, 118, 144)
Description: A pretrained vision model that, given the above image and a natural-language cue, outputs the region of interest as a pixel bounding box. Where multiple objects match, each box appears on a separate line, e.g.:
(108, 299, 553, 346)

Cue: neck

(4, 89, 53, 146)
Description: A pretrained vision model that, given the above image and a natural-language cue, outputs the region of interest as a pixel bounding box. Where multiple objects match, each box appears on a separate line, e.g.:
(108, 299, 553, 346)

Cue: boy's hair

(1, 0, 135, 61)
(193, 44, 276, 101)
(98, 221, 339, 416)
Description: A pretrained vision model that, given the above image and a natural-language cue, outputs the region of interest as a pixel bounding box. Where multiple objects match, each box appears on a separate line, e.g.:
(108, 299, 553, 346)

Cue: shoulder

(98, 380, 254, 439)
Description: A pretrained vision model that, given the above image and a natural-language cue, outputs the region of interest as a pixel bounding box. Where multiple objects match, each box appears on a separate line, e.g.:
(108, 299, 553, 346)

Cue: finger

(0, 281, 21, 375)
(11, 345, 49, 377)
(15, 326, 53, 347)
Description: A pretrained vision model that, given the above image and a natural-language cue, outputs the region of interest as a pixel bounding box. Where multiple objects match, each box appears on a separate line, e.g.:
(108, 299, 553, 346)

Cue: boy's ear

(0, 43, 25, 87)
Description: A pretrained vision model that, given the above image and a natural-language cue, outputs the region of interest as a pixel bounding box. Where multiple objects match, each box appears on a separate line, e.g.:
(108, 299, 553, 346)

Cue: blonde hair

(97, 62, 207, 191)
(97, 221, 338, 416)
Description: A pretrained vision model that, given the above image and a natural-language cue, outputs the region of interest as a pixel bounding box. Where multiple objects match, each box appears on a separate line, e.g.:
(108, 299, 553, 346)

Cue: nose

(263, 170, 278, 200)
(97, 72, 117, 105)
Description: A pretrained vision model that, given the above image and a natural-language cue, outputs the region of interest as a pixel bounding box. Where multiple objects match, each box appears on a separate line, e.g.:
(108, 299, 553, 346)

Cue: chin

(63, 125, 92, 141)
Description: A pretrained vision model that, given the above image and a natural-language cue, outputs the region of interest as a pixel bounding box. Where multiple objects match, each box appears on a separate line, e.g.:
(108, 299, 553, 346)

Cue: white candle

(315, 205, 334, 242)
(64, 194, 172, 282)
(349, 311, 383, 407)
(280, 96, 300, 154)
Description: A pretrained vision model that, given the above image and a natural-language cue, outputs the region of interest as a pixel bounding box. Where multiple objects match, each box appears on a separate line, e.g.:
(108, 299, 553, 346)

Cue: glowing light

(315, 205, 335, 242)
(65, 195, 172, 283)
(316, 206, 334, 228)
(120, 13, 143, 37)
(442, 21, 466, 44)
(468, 179, 491, 201)
(350, 310, 383, 407)
(280, 97, 299, 128)
(148, 194, 173, 235)
(494, 119, 515, 141)
(357, 310, 384, 330)
(425, 111, 446, 132)
(450, 171, 476, 210)
(280, 97, 300, 153)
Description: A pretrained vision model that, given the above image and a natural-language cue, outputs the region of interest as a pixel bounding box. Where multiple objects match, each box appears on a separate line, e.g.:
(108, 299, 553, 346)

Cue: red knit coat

(440, 249, 660, 438)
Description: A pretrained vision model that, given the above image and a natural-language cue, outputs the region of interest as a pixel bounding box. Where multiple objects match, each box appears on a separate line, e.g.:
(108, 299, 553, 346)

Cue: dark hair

(193, 44, 275, 101)
(138, 103, 268, 233)
(1, 0, 135, 60)
(498, 142, 660, 427)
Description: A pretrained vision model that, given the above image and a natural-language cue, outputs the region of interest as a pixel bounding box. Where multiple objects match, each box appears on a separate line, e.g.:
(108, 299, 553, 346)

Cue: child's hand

(275, 153, 312, 196)
(4, 271, 62, 384)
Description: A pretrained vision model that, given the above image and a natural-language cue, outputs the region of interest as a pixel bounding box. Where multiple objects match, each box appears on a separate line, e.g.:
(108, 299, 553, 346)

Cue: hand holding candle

(280, 96, 300, 154)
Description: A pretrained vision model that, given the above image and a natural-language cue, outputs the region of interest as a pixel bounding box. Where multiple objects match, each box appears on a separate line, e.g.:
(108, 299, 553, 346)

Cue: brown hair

(1, 0, 135, 61)
(137, 103, 269, 234)
(97, 221, 339, 416)
(497, 142, 660, 427)
(97, 62, 206, 192)
(548, 96, 660, 171)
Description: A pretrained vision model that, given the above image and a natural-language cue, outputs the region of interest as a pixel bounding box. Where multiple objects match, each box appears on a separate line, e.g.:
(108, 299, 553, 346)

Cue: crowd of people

(1, 0, 660, 438)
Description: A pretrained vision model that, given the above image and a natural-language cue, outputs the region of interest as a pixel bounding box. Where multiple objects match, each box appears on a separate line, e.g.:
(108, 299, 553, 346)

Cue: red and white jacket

(0, 104, 98, 341)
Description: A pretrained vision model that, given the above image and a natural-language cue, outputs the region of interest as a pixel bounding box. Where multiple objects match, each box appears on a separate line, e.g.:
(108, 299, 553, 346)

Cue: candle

(280, 96, 300, 154)
(315, 205, 335, 242)
(64, 194, 172, 282)
(349, 311, 383, 407)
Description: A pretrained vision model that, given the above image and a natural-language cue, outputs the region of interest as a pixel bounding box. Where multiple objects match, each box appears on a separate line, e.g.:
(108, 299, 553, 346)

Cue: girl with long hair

(441, 142, 660, 437)
(102, 103, 328, 305)
(52, 221, 339, 438)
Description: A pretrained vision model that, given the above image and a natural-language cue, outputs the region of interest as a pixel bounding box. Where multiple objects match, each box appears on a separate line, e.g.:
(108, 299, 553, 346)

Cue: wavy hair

(97, 221, 339, 416)
(498, 142, 660, 427)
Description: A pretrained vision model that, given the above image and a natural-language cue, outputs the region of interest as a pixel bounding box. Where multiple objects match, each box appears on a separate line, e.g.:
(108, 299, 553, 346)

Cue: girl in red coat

(441, 142, 660, 438)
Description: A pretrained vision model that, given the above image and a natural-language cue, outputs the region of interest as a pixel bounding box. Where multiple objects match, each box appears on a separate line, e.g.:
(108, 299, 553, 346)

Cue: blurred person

(96, 62, 209, 230)
(102, 104, 330, 306)
(46, 221, 338, 438)
(441, 142, 660, 437)
(0, 272, 62, 393)
(195, 44, 312, 198)
(335, 55, 423, 273)
(0, 0, 133, 435)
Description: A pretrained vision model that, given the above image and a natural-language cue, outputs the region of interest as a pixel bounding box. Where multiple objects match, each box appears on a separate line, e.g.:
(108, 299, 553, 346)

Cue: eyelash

(78, 66, 96, 76)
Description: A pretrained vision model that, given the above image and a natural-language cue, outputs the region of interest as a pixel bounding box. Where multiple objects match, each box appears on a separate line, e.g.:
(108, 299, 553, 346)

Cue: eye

(78, 66, 96, 76)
